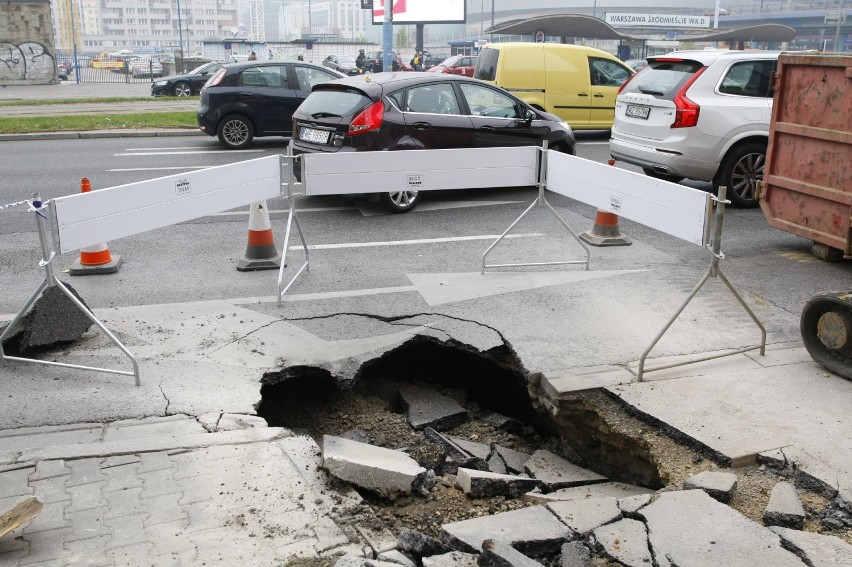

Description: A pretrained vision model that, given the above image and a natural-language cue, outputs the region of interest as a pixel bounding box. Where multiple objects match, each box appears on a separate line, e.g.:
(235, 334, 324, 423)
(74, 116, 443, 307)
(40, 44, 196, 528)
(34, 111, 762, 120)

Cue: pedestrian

(411, 51, 423, 71)
(248, 51, 257, 61)
(356, 48, 366, 70)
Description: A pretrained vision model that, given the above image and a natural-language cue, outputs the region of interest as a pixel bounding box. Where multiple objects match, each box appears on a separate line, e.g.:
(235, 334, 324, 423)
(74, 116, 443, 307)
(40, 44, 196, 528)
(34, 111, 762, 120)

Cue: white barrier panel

(52, 155, 281, 253)
(546, 152, 712, 247)
(302, 146, 538, 196)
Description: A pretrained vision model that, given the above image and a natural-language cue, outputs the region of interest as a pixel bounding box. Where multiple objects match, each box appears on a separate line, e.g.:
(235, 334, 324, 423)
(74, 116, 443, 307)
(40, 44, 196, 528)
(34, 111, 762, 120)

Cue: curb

(0, 129, 203, 142)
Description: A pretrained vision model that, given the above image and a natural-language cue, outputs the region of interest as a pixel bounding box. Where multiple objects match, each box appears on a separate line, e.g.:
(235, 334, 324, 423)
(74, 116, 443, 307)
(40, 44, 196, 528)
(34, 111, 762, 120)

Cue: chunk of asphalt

(493, 445, 531, 475)
(441, 505, 571, 555)
(397, 528, 453, 558)
(486, 453, 507, 475)
(322, 435, 426, 498)
(769, 526, 852, 566)
(523, 450, 607, 491)
(545, 497, 622, 536)
(448, 437, 491, 460)
(456, 468, 540, 498)
(683, 470, 738, 503)
(399, 385, 470, 431)
(1, 283, 93, 355)
(377, 550, 417, 567)
(422, 551, 479, 567)
(763, 482, 806, 530)
(482, 413, 525, 434)
(424, 429, 489, 472)
(560, 541, 591, 567)
(592, 518, 652, 566)
(522, 482, 654, 504)
(638, 490, 805, 566)
(478, 540, 544, 567)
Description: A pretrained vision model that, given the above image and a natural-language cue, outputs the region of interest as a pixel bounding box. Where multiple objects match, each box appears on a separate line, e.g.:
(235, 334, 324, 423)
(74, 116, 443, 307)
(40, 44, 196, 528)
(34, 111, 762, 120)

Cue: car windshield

(442, 56, 461, 67)
(336, 55, 357, 65)
(620, 60, 703, 99)
(301, 87, 372, 118)
(189, 63, 213, 74)
(473, 48, 499, 81)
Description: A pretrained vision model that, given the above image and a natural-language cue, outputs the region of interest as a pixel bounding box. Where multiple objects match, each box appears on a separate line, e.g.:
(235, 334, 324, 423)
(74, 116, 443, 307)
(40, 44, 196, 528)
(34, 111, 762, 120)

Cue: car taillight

(671, 66, 706, 128)
(206, 68, 226, 87)
(347, 101, 384, 136)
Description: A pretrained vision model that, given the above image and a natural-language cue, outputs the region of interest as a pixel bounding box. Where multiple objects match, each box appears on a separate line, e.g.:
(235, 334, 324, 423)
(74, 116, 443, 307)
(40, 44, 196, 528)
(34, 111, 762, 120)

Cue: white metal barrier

(1, 156, 287, 385)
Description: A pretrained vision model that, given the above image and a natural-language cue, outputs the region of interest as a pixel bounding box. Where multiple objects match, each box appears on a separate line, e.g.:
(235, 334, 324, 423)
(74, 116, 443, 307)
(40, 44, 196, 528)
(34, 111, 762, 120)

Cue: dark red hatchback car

(290, 73, 575, 212)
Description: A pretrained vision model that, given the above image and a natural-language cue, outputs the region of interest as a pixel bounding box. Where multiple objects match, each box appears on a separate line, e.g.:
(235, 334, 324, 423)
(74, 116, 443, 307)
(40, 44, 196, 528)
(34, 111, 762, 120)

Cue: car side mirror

(523, 108, 536, 124)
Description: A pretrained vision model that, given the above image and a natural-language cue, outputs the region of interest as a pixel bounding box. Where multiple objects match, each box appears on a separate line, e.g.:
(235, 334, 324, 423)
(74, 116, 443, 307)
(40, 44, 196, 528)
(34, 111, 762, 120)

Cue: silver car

(609, 50, 779, 207)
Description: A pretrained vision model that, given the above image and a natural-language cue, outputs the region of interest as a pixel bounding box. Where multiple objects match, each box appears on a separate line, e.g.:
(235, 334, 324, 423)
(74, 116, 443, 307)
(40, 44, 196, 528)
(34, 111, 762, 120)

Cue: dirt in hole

(258, 339, 851, 558)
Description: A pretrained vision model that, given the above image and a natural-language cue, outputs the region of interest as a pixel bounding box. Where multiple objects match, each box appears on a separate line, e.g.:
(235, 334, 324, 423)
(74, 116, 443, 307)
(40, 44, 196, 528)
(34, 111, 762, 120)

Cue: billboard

(371, 0, 466, 25)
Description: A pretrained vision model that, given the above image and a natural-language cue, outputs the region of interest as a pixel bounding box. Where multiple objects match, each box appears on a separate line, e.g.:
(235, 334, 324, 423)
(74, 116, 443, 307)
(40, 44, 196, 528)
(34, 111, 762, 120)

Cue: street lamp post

(176, 0, 185, 72)
(68, 0, 80, 83)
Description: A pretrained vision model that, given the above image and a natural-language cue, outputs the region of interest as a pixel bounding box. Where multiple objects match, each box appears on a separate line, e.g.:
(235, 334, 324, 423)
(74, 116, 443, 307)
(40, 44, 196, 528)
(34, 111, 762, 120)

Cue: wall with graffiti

(0, 0, 57, 85)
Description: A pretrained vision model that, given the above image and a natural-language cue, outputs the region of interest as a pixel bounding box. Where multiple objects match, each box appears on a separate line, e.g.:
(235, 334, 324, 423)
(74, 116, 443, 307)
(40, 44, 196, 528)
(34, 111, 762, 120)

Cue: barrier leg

(277, 147, 311, 306)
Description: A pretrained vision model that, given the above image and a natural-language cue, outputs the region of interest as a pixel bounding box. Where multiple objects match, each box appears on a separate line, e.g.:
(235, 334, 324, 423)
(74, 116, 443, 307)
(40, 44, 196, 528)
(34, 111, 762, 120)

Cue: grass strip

(0, 112, 197, 133)
(0, 97, 189, 106)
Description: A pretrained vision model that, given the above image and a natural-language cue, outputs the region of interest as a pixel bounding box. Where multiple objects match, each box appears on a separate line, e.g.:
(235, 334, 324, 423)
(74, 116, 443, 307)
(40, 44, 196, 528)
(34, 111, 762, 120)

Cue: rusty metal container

(759, 53, 852, 260)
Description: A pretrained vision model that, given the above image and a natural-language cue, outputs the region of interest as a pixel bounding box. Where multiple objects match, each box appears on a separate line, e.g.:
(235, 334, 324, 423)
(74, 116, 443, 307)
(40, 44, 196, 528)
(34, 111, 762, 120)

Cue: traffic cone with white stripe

(69, 178, 124, 275)
(237, 201, 281, 271)
(579, 160, 632, 247)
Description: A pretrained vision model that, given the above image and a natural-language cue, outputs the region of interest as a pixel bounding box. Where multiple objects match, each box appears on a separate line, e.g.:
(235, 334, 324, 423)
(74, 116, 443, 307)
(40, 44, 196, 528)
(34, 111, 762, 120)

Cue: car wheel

(642, 168, 684, 183)
(714, 142, 766, 208)
(172, 81, 193, 97)
(380, 191, 419, 213)
(217, 115, 254, 149)
(551, 142, 575, 156)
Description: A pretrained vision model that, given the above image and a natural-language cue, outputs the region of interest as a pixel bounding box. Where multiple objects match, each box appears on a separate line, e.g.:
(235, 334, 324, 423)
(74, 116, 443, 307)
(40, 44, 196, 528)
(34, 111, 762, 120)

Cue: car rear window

(300, 87, 372, 117)
(619, 59, 704, 100)
(473, 48, 499, 81)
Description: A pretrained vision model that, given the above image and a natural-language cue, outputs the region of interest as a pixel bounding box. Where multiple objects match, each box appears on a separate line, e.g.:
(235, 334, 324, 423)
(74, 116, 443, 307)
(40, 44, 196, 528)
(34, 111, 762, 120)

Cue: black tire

(714, 142, 766, 208)
(642, 168, 684, 183)
(172, 81, 193, 97)
(217, 115, 254, 149)
(380, 190, 419, 213)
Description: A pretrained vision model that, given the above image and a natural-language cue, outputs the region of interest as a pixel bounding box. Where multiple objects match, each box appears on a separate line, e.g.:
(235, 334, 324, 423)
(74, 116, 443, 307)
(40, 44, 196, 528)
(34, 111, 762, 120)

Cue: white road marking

(109, 166, 210, 172)
(124, 146, 223, 151)
(210, 207, 357, 215)
(114, 150, 265, 156)
(289, 233, 542, 251)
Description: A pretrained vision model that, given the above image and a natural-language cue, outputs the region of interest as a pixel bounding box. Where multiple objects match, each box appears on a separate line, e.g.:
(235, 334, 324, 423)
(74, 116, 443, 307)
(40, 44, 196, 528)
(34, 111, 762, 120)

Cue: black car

(362, 51, 411, 73)
(322, 54, 363, 76)
(291, 73, 576, 212)
(196, 61, 344, 149)
(151, 62, 227, 97)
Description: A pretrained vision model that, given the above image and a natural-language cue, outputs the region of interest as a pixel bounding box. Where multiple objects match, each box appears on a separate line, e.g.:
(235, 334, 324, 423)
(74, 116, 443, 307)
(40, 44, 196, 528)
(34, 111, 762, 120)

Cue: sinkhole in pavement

(255, 334, 669, 538)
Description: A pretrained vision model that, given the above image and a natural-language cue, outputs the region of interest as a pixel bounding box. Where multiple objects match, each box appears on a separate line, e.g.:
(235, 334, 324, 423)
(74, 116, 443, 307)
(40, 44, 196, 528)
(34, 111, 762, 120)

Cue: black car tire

(380, 191, 419, 213)
(642, 168, 684, 183)
(172, 81, 193, 97)
(217, 115, 254, 150)
(714, 142, 766, 208)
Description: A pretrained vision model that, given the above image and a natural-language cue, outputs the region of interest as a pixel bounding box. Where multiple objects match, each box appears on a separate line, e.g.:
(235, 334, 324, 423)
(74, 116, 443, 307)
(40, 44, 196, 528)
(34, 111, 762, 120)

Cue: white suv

(609, 50, 779, 207)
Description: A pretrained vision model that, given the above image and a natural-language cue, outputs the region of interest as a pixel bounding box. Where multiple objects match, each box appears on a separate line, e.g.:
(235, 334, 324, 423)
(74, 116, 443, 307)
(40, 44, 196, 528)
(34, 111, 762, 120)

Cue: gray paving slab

(638, 490, 805, 567)
(479, 541, 544, 567)
(441, 505, 571, 555)
(592, 518, 652, 567)
(769, 526, 852, 567)
(764, 482, 806, 530)
(399, 385, 470, 431)
(522, 482, 654, 504)
(683, 470, 738, 503)
(523, 450, 607, 490)
(322, 435, 426, 498)
(545, 497, 622, 535)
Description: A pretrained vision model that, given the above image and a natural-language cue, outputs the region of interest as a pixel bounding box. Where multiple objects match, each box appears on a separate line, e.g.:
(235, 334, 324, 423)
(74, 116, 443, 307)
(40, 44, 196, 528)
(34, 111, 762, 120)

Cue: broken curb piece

(322, 435, 426, 498)
(683, 470, 738, 503)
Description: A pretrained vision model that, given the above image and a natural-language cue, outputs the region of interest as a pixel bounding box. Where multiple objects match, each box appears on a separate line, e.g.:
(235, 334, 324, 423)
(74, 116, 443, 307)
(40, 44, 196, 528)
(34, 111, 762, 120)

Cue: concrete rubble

(683, 470, 738, 503)
(456, 468, 540, 498)
(769, 526, 852, 565)
(1, 283, 93, 355)
(478, 540, 544, 567)
(523, 449, 608, 490)
(322, 435, 427, 498)
(764, 482, 806, 530)
(399, 385, 470, 431)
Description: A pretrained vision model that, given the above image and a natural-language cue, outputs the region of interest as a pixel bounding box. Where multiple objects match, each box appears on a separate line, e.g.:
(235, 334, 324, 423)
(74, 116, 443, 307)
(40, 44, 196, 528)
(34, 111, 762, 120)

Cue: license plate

(625, 104, 650, 119)
(299, 127, 330, 144)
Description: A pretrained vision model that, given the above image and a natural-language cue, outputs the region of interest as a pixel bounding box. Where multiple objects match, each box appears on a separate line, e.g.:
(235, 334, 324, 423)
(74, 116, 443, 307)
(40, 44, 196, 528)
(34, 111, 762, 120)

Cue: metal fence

(55, 54, 165, 84)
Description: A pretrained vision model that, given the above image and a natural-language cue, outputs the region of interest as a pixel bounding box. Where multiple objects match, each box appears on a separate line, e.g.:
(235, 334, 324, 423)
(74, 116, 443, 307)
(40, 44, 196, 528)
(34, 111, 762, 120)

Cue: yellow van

(473, 43, 633, 129)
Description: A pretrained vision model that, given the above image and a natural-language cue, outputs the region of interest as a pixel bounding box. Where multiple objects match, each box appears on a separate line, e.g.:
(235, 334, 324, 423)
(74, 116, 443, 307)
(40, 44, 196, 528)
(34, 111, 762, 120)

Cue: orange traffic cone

(237, 201, 281, 271)
(69, 178, 124, 275)
(579, 160, 632, 247)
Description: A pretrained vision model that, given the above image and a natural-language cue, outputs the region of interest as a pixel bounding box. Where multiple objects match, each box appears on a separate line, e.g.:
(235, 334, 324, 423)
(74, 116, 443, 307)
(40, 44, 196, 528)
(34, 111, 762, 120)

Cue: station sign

(605, 13, 710, 28)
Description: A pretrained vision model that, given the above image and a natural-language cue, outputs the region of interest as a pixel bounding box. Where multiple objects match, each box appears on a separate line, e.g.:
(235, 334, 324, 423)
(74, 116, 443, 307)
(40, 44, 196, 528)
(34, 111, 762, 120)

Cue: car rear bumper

(609, 137, 717, 181)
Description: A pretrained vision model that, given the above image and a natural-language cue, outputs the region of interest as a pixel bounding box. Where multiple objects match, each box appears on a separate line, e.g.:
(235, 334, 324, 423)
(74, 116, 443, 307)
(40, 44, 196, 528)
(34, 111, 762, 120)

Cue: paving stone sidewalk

(0, 415, 361, 566)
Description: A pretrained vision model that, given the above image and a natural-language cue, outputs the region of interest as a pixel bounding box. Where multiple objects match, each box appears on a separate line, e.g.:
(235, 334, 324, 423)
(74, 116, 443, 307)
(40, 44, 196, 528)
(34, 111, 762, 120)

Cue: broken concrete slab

(397, 528, 452, 558)
(441, 505, 570, 555)
(197, 412, 267, 432)
(422, 551, 479, 567)
(478, 540, 544, 567)
(377, 550, 417, 567)
(448, 437, 490, 460)
(482, 413, 524, 435)
(456, 468, 540, 498)
(764, 482, 805, 530)
(617, 494, 653, 515)
(486, 453, 507, 475)
(546, 497, 622, 536)
(399, 385, 469, 431)
(356, 524, 400, 557)
(493, 445, 531, 475)
(423, 429, 488, 472)
(638, 490, 804, 567)
(1, 283, 93, 355)
(683, 470, 737, 503)
(523, 482, 654, 504)
(592, 518, 652, 567)
(322, 435, 426, 498)
(758, 446, 846, 502)
(341, 429, 373, 445)
(523, 450, 606, 490)
(559, 542, 591, 567)
(770, 526, 852, 566)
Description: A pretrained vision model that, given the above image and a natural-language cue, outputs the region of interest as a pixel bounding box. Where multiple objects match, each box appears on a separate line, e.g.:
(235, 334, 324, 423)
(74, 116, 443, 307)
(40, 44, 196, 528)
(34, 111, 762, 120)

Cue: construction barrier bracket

(277, 146, 311, 306)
